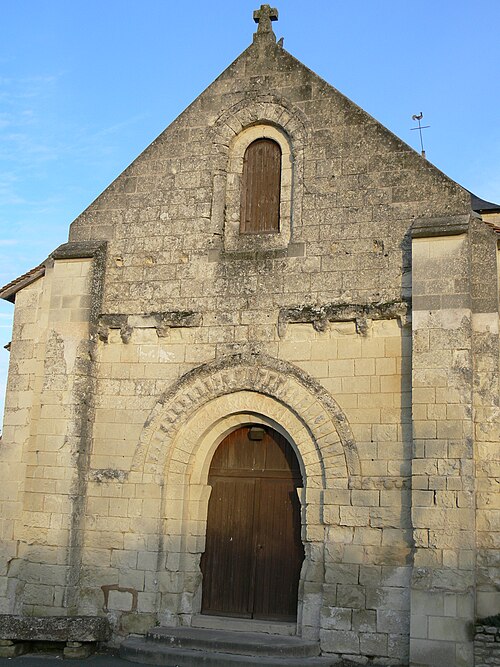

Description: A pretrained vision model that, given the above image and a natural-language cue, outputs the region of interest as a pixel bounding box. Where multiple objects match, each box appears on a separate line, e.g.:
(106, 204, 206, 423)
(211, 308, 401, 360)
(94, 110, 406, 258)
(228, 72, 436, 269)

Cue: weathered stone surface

(475, 624, 500, 667)
(0, 615, 111, 642)
(63, 641, 95, 659)
(0, 641, 28, 658)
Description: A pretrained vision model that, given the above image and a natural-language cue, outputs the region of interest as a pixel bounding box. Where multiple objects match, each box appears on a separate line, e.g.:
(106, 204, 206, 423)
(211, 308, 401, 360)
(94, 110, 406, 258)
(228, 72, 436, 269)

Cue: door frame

(149, 381, 355, 639)
(183, 408, 309, 630)
(200, 425, 304, 620)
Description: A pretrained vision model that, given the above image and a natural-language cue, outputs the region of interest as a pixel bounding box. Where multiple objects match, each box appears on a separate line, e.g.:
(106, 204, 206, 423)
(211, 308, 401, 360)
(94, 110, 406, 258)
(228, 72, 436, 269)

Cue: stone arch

(132, 354, 360, 632)
(211, 94, 308, 154)
(209, 95, 308, 252)
(132, 353, 360, 482)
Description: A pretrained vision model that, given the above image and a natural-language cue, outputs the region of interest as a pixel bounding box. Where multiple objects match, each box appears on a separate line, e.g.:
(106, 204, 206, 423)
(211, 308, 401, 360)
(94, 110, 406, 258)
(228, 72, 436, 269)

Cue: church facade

(0, 6, 499, 666)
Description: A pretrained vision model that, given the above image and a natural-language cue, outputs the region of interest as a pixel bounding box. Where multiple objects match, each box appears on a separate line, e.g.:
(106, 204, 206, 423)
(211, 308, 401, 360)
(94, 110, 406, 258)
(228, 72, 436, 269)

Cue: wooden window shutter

(240, 138, 281, 234)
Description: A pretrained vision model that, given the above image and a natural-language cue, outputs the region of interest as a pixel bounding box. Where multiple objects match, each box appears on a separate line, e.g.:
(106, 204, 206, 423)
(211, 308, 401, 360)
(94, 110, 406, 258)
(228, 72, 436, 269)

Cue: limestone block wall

(0, 279, 44, 613)
(410, 230, 476, 667)
(68, 36, 470, 324)
(59, 44, 472, 662)
(473, 223, 500, 622)
(75, 315, 411, 663)
(0, 257, 94, 615)
(1, 26, 490, 667)
(281, 320, 412, 664)
(60, 41, 472, 658)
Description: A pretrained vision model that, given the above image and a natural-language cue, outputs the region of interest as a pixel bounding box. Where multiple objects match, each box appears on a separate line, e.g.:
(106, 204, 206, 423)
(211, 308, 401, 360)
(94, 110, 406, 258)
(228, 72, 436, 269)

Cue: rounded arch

(168, 394, 319, 491)
(188, 402, 307, 487)
(153, 400, 325, 629)
(233, 125, 291, 163)
(132, 352, 360, 483)
(210, 95, 308, 253)
(131, 354, 360, 632)
(211, 94, 309, 155)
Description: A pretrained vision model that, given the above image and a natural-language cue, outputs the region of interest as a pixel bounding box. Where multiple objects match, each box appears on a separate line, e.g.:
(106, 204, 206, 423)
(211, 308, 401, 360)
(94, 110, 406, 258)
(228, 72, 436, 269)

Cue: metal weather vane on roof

(411, 112, 430, 158)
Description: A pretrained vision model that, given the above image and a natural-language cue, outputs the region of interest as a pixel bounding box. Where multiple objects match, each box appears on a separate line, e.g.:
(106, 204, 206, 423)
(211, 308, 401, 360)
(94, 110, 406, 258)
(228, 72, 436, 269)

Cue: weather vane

(411, 112, 430, 158)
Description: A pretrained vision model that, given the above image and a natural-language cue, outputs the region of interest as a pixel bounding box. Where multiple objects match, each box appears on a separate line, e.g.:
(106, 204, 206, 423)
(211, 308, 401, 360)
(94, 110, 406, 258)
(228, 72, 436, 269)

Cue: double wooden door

(201, 426, 304, 621)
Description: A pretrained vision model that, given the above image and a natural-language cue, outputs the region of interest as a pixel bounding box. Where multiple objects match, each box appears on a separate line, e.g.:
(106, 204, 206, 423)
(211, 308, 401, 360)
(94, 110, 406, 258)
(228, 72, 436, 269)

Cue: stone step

(119, 626, 341, 666)
(146, 626, 319, 657)
(120, 635, 338, 667)
(191, 614, 296, 636)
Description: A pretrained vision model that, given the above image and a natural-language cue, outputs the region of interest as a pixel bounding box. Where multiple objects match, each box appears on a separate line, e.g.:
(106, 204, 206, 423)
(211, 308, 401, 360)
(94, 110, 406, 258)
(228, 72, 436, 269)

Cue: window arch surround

(210, 96, 308, 254)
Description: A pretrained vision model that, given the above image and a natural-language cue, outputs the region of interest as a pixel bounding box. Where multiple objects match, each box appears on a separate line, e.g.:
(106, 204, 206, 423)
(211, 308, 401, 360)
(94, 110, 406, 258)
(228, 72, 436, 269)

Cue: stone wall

(0, 278, 43, 614)
(67, 314, 410, 663)
(410, 229, 475, 667)
(0, 256, 97, 616)
(474, 224, 500, 624)
(475, 624, 500, 667)
(69, 37, 469, 321)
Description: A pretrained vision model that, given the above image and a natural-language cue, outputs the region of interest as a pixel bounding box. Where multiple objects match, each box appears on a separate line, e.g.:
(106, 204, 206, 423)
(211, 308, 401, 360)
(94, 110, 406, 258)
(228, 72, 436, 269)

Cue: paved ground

(0, 652, 393, 667)
(0, 653, 141, 667)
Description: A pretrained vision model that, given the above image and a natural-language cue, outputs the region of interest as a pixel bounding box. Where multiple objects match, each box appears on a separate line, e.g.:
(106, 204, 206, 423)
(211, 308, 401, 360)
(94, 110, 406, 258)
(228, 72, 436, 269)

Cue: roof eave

(0, 265, 46, 303)
(470, 192, 500, 214)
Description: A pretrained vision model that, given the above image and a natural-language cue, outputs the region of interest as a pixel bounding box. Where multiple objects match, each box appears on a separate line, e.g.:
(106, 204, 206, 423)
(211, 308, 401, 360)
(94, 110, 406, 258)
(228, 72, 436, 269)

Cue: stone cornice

(411, 214, 470, 239)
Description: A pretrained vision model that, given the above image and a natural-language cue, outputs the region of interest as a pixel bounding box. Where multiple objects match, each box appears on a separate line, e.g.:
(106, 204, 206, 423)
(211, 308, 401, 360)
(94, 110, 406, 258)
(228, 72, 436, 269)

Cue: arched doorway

(200, 425, 304, 621)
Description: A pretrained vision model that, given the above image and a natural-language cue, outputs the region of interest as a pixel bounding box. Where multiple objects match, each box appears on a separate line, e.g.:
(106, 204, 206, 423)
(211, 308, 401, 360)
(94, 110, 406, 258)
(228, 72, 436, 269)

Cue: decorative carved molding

(132, 352, 360, 480)
(97, 311, 202, 343)
(278, 300, 411, 337)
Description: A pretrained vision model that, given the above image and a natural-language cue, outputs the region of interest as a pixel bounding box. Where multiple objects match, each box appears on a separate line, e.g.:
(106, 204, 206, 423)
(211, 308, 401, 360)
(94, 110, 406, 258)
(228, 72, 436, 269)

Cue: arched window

(240, 138, 281, 234)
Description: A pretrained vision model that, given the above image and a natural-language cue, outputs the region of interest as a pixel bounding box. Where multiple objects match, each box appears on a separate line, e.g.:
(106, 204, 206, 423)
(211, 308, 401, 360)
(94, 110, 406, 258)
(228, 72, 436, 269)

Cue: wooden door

(200, 426, 304, 621)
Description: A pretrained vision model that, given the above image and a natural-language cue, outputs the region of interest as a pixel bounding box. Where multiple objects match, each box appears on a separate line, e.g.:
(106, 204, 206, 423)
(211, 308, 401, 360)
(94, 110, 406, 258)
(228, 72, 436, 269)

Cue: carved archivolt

(132, 353, 360, 485)
(211, 94, 308, 154)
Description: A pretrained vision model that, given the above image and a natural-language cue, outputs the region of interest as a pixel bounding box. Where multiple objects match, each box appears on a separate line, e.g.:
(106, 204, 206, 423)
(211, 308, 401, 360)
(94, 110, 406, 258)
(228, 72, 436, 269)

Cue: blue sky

(0, 0, 499, 423)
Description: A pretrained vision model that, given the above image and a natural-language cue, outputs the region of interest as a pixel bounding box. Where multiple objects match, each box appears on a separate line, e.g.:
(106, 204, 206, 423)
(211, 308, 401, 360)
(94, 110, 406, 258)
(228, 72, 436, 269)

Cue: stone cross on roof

(253, 4, 278, 41)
